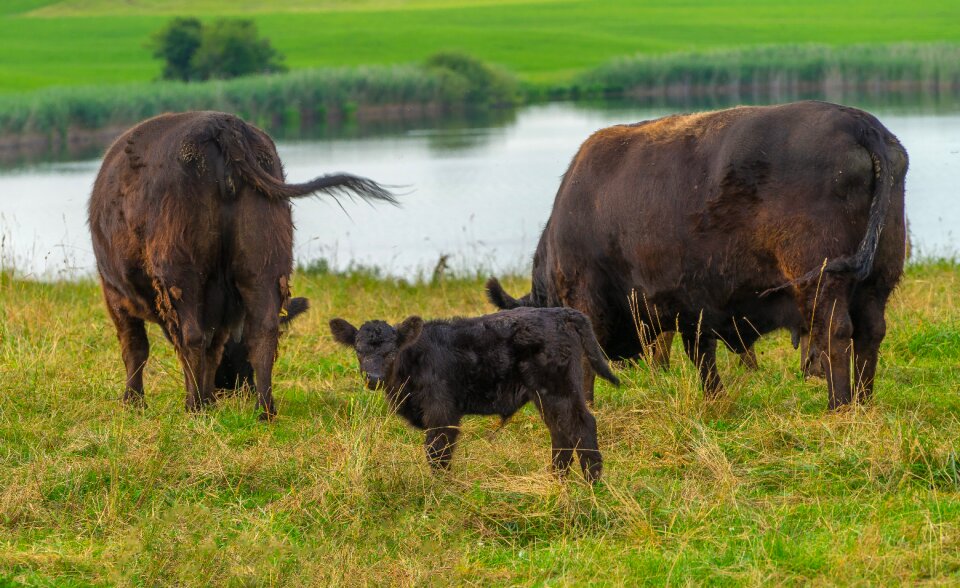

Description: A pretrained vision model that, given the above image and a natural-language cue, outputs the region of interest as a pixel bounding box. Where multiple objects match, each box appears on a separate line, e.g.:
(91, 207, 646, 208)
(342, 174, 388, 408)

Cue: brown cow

(89, 111, 396, 419)
(488, 101, 907, 409)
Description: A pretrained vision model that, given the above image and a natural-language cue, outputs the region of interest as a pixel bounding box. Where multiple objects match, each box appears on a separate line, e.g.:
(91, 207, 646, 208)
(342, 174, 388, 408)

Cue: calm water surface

(1, 102, 958, 280)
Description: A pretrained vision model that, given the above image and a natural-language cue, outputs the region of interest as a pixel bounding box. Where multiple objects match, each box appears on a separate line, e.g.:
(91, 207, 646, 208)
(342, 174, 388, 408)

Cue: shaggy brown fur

(89, 111, 396, 419)
(330, 307, 618, 482)
(487, 101, 907, 410)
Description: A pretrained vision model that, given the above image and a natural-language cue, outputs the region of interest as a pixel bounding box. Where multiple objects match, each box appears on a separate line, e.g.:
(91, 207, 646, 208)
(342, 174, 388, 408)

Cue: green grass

(3, 0, 960, 92)
(1, 262, 959, 584)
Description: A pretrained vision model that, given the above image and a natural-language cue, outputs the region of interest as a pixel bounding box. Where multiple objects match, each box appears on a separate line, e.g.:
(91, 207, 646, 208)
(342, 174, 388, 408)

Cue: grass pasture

(1, 262, 959, 585)
(3, 0, 960, 92)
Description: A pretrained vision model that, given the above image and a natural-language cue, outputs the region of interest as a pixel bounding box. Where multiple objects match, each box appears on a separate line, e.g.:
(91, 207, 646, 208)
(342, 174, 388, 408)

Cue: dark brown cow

(89, 111, 396, 419)
(488, 101, 907, 409)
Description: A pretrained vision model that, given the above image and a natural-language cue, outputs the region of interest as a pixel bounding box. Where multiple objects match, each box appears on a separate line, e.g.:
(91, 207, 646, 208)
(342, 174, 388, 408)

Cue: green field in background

(3, 0, 960, 92)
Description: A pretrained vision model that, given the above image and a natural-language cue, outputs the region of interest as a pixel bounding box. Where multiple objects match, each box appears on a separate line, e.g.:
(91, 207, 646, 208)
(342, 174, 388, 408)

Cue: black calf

(329, 307, 619, 482)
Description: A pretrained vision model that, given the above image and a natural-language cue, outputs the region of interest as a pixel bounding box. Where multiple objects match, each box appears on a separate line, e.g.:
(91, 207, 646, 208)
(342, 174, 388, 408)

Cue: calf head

(329, 316, 424, 389)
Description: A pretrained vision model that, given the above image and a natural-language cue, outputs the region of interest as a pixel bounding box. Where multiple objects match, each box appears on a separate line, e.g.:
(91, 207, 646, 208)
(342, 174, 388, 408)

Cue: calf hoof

(582, 463, 603, 484)
(258, 408, 277, 422)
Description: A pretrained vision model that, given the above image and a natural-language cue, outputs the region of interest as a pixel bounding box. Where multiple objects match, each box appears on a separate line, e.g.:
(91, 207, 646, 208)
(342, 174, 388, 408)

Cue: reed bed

(573, 43, 960, 101)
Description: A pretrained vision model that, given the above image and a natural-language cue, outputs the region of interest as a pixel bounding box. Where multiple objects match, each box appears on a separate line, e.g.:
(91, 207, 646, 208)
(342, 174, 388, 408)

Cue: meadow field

(1, 262, 959, 585)
(4, 0, 960, 92)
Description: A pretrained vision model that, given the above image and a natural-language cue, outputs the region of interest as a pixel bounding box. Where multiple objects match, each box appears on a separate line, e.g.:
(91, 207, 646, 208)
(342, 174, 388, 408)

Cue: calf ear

(329, 318, 358, 347)
(397, 316, 424, 350)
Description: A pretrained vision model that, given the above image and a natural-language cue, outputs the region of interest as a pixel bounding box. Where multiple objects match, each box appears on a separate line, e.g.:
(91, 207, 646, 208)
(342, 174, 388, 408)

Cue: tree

(149, 18, 286, 81)
(149, 17, 203, 82)
(191, 19, 286, 80)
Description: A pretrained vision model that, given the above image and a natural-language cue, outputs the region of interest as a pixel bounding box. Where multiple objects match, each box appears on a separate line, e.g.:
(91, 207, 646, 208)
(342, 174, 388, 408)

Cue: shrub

(425, 52, 519, 107)
(149, 18, 286, 82)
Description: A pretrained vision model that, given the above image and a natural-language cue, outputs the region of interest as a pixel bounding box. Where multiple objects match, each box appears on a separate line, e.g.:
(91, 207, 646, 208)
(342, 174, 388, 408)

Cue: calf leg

(535, 390, 602, 482)
(424, 425, 461, 470)
(680, 331, 723, 397)
(422, 400, 461, 470)
(103, 286, 149, 407)
(581, 356, 595, 403)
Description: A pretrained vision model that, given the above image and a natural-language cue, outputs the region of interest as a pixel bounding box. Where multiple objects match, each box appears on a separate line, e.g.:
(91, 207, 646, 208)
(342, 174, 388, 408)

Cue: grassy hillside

(1, 262, 959, 585)
(3, 0, 960, 92)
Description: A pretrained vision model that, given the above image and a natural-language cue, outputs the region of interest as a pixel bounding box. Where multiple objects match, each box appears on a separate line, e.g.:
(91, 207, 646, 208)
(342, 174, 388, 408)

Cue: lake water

(1, 101, 958, 280)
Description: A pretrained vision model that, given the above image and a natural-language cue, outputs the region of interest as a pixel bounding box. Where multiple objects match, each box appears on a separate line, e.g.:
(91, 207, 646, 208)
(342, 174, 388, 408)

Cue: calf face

(329, 316, 423, 389)
(329, 308, 610, 482)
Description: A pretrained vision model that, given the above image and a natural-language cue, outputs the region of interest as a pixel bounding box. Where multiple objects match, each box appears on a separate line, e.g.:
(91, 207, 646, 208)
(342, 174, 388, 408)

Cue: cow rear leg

(103, 288, 149, 408)
(650, 331, 674, 370)
(178, 344, 209, 413)
(237, 285, 282, 420)
(851, 292, 889, 403)
(680, 331, 723, 397)
(739, 346, 759, 370)
(802, 282, 854, 409)
(243, 324, 280, 420)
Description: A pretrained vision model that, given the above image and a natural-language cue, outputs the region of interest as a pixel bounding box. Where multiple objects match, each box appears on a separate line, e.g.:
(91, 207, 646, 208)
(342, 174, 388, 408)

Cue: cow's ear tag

(279, 307, 289, 318)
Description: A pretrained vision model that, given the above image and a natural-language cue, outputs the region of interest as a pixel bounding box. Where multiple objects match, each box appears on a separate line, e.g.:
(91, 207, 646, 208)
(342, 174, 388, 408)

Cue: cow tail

(824, 130, 893, 281)
(763, 130, 894, 295)
(486, 277, 528, 309)
(568, 311, 620, 387)
(280, 297, 310, 325)
(242, 161, 398, 205)
(218, 118, 399, 205)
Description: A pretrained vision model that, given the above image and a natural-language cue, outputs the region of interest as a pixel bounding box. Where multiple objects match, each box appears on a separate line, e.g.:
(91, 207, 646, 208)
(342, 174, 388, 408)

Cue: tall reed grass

(0, 58, 519, 138)
(572, 43, 960, 100)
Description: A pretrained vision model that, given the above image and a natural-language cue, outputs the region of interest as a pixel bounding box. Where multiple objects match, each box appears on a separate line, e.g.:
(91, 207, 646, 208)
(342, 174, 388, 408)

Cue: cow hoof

(258, 410, 276, 422)
(123, 394, 146, 410)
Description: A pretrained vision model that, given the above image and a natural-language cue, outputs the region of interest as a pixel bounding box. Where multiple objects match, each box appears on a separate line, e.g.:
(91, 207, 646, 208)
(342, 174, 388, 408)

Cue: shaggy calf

(329, 307, 619, 482)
